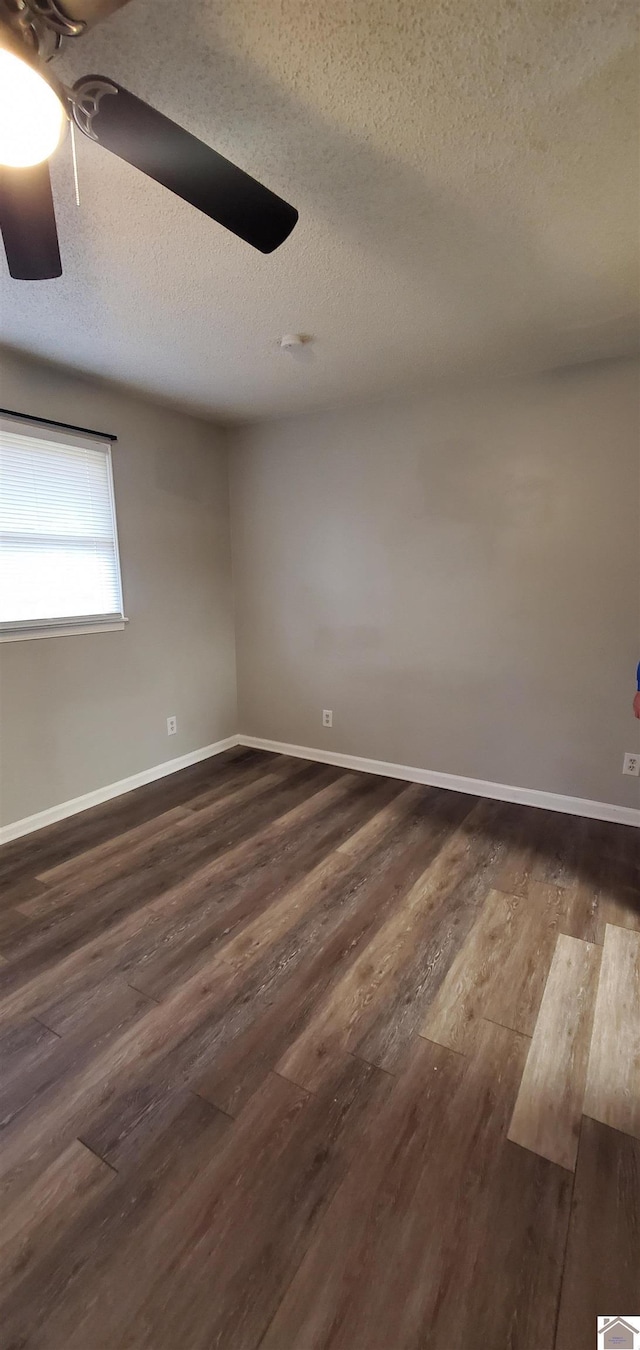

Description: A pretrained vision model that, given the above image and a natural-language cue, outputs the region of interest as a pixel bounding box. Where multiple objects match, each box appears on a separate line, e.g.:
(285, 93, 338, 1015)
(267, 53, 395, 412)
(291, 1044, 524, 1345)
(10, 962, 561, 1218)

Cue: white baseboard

(238, 735, 640, 829)
(2, 730, 637, 845)
(0, 736, 240, 845)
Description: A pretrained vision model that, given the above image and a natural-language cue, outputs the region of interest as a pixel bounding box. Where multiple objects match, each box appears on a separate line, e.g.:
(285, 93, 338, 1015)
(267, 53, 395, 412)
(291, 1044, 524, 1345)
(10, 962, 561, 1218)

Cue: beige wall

(230, 359, 640, 809)
(1, 351, 637, 826)
(0, 348, 236, 827)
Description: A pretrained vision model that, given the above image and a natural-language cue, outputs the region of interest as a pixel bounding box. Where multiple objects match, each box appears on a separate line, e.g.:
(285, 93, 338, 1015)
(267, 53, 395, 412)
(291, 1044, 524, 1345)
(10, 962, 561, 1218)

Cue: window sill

(0, 618, 129, 643)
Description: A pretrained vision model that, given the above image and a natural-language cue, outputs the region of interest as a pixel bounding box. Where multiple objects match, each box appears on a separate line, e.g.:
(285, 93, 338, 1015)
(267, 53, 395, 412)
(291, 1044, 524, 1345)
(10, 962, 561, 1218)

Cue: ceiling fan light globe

(0, 49, 66, 168)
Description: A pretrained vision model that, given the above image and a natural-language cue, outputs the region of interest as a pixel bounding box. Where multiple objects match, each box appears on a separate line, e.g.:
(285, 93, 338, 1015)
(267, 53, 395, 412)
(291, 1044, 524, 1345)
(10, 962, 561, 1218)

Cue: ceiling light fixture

(0, 47, 66, 168)
(279, 334, 313, 351)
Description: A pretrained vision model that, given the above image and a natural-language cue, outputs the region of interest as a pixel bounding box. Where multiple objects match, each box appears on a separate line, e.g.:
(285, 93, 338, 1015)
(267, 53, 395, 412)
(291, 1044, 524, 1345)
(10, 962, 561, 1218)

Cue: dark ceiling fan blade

(72, 77, 298, 254)
(0, 163, 62, 280)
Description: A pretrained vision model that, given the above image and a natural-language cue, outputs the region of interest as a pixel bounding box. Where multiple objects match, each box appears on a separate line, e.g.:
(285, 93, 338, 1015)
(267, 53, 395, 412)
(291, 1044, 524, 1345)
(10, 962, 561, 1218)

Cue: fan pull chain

(70, 121, 81, 207)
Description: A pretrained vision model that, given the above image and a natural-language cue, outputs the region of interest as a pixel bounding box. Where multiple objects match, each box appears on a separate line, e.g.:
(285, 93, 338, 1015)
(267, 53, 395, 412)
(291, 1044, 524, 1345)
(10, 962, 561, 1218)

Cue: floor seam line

(76, 1136, 119, 1175)
(551, 1112, 582, 1349)
(481, 1014, 533, 1039)
(31, 1014, 62, 1038)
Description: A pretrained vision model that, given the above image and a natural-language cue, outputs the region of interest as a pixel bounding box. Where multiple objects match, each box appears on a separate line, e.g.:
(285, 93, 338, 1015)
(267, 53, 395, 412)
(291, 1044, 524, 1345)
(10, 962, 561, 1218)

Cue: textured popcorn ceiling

(1, 0, 638, 420)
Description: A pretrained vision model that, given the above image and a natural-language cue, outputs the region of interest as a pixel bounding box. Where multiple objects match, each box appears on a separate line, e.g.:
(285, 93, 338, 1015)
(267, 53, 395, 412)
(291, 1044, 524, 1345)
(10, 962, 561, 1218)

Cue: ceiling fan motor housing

(0, 0, 84, 62)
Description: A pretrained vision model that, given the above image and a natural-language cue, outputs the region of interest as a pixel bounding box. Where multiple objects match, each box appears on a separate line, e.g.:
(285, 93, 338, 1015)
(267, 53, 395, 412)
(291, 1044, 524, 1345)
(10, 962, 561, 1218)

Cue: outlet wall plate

(167, 716, 177, 736)
(322, 709, 333, 728)
(622, 752, 640, 776)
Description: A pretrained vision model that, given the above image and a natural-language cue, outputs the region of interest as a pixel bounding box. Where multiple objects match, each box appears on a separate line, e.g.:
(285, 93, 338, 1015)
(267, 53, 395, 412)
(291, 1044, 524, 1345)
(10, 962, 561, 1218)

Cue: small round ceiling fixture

(279, 333, 313, 351)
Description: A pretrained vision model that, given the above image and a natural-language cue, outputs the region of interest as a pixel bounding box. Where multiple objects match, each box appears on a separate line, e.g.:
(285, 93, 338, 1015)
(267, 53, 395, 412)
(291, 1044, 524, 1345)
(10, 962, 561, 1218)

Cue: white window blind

(0, 415, 124, 638)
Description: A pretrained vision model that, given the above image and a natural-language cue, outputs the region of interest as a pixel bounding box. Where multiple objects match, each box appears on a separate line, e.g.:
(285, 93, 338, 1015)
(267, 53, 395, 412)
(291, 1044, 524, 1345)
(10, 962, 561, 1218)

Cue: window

(0, 413, 125, 641)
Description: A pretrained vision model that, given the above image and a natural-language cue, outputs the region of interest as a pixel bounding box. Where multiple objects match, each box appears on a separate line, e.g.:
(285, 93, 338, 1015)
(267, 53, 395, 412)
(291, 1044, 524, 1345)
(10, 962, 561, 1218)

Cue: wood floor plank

(0, 788, 413, 1196)
(51, 1074, 309, 1349)
(483, 879, 567, 1036)
(0, 1093, 230, 1349)
(34, 803, 195, 887)
(0, 747, 258, 889)
(127, 774, 405, 1001)
(420, 887, 524, 1054)
(492, 808, 586, 900)
(593, 850, 640, 938)
(555, 1118, 640, 1350)
(0, 774, 395, 1032)
(123, 781, 419, 1016)
(432, 1139, 572, 1350)
(30, 757, 303, 896)
(564, 850, 636, 946)
(0, 1015, 61, 1085)
(277, 797, 511, 1091)
(529, 879, 597, 945)
(60, 1060, 392, 1350)
(194, 787, 465, 1115)
(508, 934, 601, 1170)
(0, 752, 634, 1349)
(0, 906, 34, 951)
(602, 886, 640, 935)
(530, 812, 588, 890)
(21, 760, 326, 919)
(79, 788, 420, 1164)
(0, 767, 355, 1008)
(35, 972, 156, 1038)
(490, 806, 542, 897)
(183, 753, 296, 812)
(353, 799, 514, 1072)
(260, 1038, 466, 1350)
(1, 982, 152, 1135)
(0, 1139, 113, 1302)
(263, 1020, 532, 1350)
(582, 815, 640, 865)
(0, 880, 50, 923)
(583, 923, 640, 1140)
(174, 747, 279, 804)
(0, 877, 50, 913)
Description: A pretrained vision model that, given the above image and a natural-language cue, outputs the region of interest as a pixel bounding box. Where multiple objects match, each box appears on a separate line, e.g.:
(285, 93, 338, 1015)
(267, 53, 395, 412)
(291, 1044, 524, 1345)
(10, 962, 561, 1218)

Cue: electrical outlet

(167, 715, 177, 736)
(322, 709, 333, 728)
(622, 751, 640, 776)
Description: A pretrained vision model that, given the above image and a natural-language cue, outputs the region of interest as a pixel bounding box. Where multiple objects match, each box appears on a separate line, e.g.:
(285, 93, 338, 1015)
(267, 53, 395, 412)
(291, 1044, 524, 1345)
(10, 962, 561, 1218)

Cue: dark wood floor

(0, 747, 638, 1350)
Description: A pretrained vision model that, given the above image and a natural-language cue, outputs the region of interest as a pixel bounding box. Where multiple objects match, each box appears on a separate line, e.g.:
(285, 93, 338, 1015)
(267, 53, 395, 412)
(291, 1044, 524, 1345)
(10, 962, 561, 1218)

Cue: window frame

(0, 412, 127, 643)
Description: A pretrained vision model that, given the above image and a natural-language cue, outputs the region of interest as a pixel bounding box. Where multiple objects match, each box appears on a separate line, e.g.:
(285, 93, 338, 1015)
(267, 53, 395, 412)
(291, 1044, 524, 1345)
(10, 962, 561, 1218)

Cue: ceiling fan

(0, 0, 298, 281)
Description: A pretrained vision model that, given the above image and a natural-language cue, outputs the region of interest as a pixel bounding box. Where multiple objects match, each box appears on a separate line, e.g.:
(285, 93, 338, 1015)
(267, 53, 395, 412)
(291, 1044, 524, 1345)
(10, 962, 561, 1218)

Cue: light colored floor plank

(420, 888, 523, 1055)
(507, 934, 601, 1170)
(33, 805, 193, 889)
(483, 881, 574, 1036)
(482, 882, 561, 1036)
(583, 923, 640, 1141)
(276, 800, 494, 1092)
